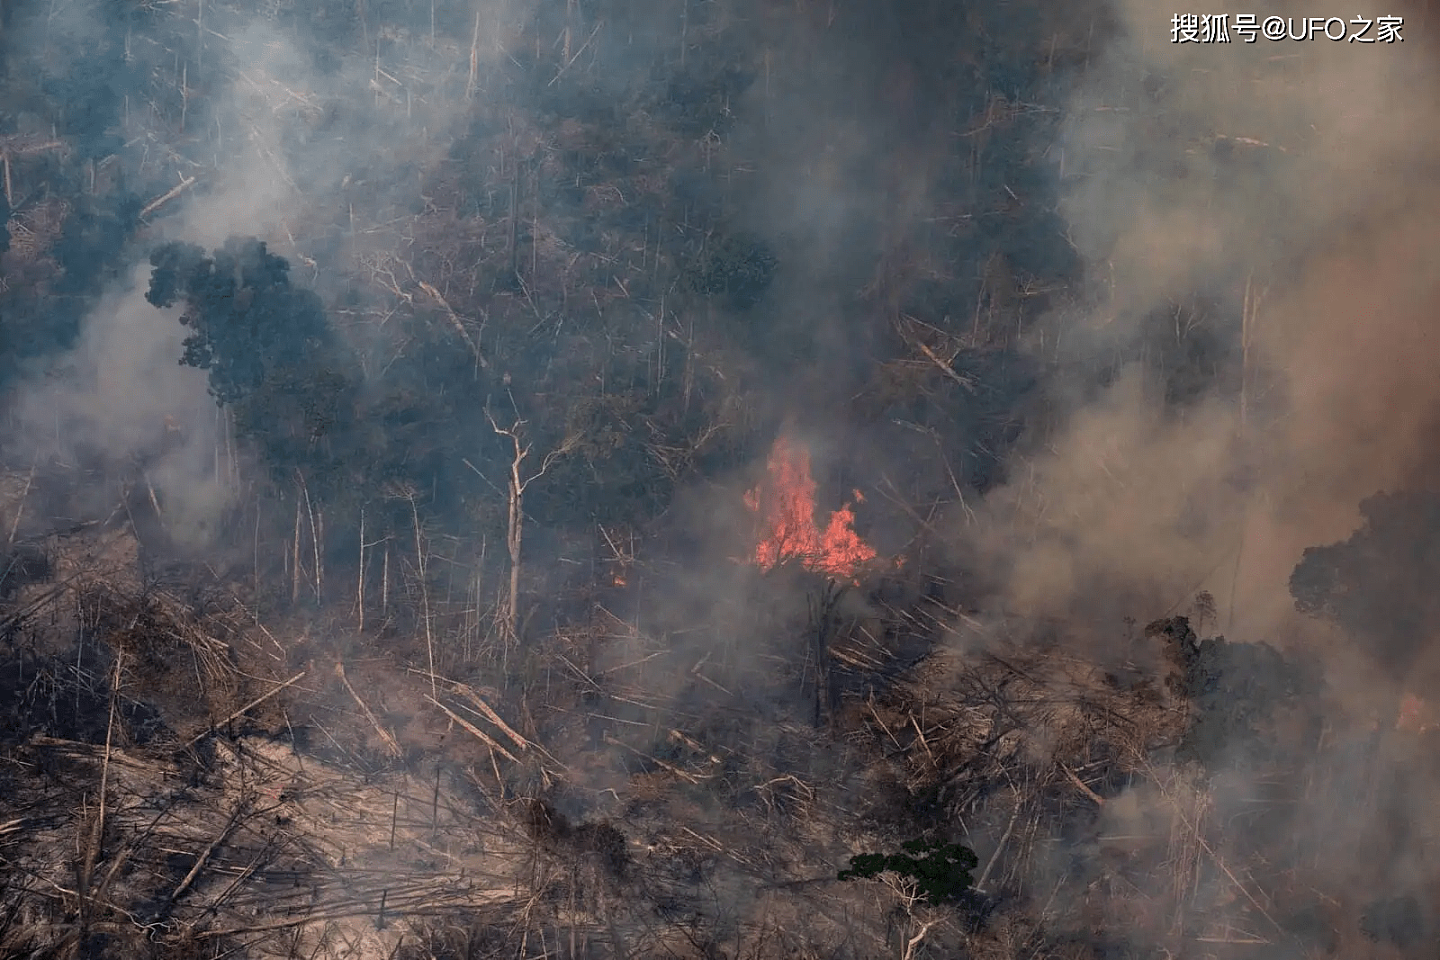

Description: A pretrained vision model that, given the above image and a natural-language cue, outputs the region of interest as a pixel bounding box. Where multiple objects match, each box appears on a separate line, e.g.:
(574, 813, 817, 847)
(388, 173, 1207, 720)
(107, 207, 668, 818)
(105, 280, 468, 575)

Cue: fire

(743, 435, 877, 579)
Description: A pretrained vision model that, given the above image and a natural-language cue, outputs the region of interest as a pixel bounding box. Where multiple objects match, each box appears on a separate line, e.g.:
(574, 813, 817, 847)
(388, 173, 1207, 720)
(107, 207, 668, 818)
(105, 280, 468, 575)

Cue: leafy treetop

(1290, 490, 1440, 681)
(838, 838, 978, 904)
(146, 238, 357, 490)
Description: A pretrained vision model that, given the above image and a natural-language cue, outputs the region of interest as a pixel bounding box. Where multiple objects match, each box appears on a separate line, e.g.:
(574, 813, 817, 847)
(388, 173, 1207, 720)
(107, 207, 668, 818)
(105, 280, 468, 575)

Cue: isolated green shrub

(838, 838, 978, 904)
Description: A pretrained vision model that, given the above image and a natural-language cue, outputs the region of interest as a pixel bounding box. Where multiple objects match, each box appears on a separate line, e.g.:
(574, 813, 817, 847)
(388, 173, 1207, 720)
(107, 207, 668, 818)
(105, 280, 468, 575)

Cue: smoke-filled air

(3, 0, 1440, 956)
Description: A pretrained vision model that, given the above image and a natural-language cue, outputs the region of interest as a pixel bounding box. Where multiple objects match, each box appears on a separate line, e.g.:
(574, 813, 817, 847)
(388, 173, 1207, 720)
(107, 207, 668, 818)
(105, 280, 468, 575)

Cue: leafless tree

(484, 406, 578, 656)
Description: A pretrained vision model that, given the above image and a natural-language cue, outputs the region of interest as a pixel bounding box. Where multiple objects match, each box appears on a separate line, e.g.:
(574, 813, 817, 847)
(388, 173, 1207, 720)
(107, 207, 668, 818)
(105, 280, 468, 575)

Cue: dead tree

(485, 406, 577, 653)
(377, 482, 439, 695)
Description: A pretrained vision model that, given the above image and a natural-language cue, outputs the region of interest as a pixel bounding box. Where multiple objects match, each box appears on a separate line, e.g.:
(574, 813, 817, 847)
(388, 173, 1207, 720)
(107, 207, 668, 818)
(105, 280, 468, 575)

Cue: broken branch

(182, 671, 307, 751)
(140, 176, 197, 219)
(426, 696, 520, 764)
(335, 662, 402, 759)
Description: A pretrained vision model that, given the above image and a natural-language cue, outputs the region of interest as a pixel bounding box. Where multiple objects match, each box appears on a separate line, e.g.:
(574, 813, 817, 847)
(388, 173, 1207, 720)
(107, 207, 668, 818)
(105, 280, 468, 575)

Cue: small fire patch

(743, 435, 877, 579)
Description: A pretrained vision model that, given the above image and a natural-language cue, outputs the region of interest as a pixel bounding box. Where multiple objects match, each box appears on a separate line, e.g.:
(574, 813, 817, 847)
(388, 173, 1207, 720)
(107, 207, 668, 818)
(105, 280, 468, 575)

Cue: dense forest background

(3, 0, 1440, 957)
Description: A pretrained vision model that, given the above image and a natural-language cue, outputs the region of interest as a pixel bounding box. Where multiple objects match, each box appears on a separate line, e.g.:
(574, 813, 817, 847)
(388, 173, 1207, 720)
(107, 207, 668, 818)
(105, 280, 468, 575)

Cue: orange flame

(743, 435, 877, 579)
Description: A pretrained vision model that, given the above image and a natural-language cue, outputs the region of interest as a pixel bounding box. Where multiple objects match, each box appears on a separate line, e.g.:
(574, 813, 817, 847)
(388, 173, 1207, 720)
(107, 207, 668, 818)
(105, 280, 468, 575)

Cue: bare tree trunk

(254, 498, 262, 602)
(1240, 275, 1254, 437)
(410, 494, 437, 699)
(317, 508, 324, 598)
(508, 161, 521, 284)
(1230, 276, 1263, 633)
(810, 583, 846, 730)
(563, 0, 573, 63)
(382, 544, 390, 618)
(227, 408, 239, 491)
(506, 463, 522, 647)
(298, 471, 322, 603)
(466, 4, 481, 100)
(483, 408, 578, 664)
(292, 499, 302, 603)
(357, 504, 366, 632)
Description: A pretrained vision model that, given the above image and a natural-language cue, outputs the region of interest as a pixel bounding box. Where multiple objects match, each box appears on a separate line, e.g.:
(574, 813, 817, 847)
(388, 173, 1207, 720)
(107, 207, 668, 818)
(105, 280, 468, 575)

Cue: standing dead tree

(383, 483, 439, 700)
(483, 406, 578, 656)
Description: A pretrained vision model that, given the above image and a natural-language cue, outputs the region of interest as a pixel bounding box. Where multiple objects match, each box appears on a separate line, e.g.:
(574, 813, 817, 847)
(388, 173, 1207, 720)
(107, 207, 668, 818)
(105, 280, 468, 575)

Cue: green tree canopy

(1290, 491, 1440, 680)
(838, 838, 978, 904)
(146, 237, 358, 491)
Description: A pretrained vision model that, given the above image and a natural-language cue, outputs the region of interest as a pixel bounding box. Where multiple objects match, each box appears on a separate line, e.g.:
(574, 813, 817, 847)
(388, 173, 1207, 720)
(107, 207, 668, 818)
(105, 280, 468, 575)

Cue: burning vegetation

(743, 435, 878, 579)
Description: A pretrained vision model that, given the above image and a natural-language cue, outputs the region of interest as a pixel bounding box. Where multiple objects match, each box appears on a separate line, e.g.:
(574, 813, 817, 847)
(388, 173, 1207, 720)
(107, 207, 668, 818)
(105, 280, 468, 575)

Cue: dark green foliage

(42, 72, 126, 162)
(33, 25, 129, 161)
(147, 238, 330, 401)
(52, 193, 144, 296)
(837, 838, 978, 904)
(0, 2, 167, 387)
(1290, 491, 1440, 680)
(1147, 616, 1319, 768)
(525, 389, 675, 525)
(682, 232, 777, 311)
(146, 238, 358, 490)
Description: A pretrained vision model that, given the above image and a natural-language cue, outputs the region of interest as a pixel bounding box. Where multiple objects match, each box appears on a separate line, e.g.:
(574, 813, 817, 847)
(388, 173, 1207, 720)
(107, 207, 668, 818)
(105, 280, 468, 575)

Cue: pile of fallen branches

(0, 557, 553, 959)
(0, 727, 542, 960)
(851, 624, 1182, 876)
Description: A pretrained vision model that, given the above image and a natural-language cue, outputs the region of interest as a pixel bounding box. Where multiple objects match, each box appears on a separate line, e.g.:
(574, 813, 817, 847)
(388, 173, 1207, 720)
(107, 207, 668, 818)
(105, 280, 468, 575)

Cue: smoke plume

(977, 0, 1440, 655)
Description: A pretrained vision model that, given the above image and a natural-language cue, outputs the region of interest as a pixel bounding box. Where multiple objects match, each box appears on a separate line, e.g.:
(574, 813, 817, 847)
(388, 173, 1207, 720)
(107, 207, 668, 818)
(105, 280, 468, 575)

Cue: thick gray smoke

(953, 3, 1440, 948)
(4, 0, 529, 548)
(6, 267, 223, 551)
(974, 0, 1440, 655)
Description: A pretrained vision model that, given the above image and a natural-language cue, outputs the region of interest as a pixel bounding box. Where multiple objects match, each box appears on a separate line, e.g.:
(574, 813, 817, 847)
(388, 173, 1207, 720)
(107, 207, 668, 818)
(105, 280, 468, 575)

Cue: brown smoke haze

(973, 0, 1440, 678)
